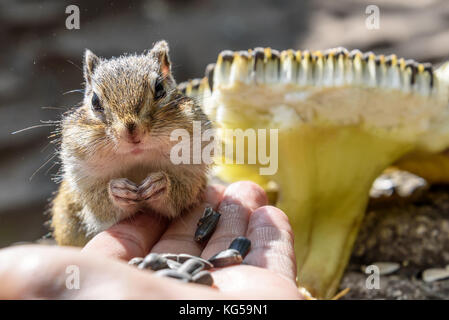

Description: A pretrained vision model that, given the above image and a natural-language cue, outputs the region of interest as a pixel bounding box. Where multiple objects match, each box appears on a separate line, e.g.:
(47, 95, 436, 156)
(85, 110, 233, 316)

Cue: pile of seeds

(129, 253, 215, 285)
(128, 207, 251, 287)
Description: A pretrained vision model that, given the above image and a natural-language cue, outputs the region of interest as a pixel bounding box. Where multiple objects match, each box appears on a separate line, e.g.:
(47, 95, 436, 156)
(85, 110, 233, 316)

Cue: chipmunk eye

(91, 92, 103, 112)
(154, 79, 166, 100)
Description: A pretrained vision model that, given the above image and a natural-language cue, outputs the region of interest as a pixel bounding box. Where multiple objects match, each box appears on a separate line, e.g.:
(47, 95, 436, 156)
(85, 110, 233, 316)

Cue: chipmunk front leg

(108, 178, 141, 213)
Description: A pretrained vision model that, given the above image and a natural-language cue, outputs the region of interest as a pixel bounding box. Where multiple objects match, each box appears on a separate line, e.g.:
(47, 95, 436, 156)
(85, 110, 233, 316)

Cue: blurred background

(1, 0, 449, 248)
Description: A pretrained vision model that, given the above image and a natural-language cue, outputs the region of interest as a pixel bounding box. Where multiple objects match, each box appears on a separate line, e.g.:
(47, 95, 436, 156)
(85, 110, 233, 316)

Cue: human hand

(0, 181, 302, 299)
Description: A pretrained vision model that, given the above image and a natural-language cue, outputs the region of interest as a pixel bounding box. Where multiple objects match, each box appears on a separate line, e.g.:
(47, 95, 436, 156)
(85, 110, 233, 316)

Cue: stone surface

(354, 187, 449, 268)
(340, 186, 449, 299)
(340, 270, 449, 300)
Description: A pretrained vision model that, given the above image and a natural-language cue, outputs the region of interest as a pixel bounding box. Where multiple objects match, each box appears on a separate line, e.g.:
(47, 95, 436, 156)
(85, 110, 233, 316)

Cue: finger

(82, 211, 168, 261)
(212, 265, 303, 299)
(0, 245, 227, 299)
(150, 184, 226, 256)
(201, 181, 268, 259)
(244, 205, 297, 282)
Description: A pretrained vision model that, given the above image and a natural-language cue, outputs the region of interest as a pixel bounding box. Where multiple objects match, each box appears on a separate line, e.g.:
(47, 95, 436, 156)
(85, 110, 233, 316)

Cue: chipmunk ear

(84, 49, 99, 84)
(150, 40, 172, 78)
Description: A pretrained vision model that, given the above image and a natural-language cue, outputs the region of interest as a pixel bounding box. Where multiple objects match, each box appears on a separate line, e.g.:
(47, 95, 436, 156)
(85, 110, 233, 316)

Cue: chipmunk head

(81, 41, 191, 155)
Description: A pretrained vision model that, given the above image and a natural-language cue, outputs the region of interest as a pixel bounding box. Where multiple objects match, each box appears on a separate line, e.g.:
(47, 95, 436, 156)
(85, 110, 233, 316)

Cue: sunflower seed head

(205, 63, 215, 90)
(180, 47, 436, 100)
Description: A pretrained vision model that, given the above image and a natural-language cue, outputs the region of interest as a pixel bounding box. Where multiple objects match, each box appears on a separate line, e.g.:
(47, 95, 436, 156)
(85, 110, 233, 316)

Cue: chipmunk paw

(108, 178, 140, 210)
(138, 172, 169, 201)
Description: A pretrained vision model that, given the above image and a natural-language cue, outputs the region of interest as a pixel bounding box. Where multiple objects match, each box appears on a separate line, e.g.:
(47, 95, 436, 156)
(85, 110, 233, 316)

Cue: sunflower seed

(178, 254, 213, 269)
(161, 253, 179, 261)
(155, 269, 192, 282)
(138, 253, 168, 271)
(422, 268, 449, 283)
(362, 262, 400, 276)
(128, 257, 143, 266)
(192, 271, 214, 286)
(177, 253, 197, 263)
(166, 259, 182, 270)
(178, 258, 205, 275)
(229, 236, 251, 258)
(209, 249, 243, 268)
(195, 207, 221, 243)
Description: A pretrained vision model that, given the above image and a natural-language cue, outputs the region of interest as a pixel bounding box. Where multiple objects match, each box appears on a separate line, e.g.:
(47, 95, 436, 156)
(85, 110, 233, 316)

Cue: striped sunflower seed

(128, 257, 143, 266)
(192, 271, 214, 286)
(209, 249, 243, 268)
(138, 253, 168, 271)
(177, 253, 213, 269)
(161, 253, 179, 261)
(178, 258, 205, 275)
(166, 259, 182, 270)
(195, 207, 221, 243)
(229, 236, 251, 258)
(155, 269, 192, 282)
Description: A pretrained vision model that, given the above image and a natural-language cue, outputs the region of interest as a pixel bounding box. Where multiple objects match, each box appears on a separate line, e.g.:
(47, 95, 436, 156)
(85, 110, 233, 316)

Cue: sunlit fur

(51, 41, 211, 246)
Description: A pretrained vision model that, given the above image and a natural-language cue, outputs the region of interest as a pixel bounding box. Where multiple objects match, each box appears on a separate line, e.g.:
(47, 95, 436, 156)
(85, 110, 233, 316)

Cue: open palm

(0, 182, 302, 299)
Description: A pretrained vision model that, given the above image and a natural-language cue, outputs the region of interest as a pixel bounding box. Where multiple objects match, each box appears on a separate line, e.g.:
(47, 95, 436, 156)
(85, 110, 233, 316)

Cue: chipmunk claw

(139, 172, 168, 201)
(109, 178, 140, 207)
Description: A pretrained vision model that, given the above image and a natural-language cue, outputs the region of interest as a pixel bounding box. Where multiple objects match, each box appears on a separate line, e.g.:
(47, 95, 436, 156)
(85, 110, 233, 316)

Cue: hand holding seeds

(0, 182, 302, 299)
(129, 236, 251, 287)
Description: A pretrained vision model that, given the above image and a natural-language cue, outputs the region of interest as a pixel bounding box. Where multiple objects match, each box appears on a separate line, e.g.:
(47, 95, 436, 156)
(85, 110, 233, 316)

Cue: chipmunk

(50, 41, 211, 246)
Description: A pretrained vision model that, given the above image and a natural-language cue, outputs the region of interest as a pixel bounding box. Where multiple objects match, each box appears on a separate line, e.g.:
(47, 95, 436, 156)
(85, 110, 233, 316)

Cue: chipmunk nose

(122, 121, 141, 144)
(126, 121, 136, 134)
